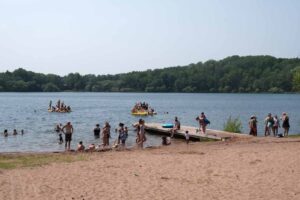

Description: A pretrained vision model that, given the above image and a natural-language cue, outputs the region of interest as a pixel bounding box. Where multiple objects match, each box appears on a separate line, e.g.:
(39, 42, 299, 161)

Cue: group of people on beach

(48, 99, 71, 113)
(2, 129, 24, 137)
(249, 112, 290, 137)
(54, 118, 148, 152)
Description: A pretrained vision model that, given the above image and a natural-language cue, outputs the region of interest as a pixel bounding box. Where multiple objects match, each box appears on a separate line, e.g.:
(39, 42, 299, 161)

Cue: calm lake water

(0, 93, 299, 152)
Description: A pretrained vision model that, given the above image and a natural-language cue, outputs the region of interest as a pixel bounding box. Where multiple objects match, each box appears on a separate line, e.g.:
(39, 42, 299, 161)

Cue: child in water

(58, 133, 63, 144)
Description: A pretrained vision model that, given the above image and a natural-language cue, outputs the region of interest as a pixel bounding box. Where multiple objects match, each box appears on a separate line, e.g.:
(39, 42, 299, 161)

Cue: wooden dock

(144, 123, 251, 141)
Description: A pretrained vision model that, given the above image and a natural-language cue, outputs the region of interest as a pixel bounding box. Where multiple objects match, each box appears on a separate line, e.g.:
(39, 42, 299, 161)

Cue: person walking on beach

(281, 112, 290, 137)
(248, 115, 258, 136)
(196, 112, 208, 135)
(62, 122, 73, 151)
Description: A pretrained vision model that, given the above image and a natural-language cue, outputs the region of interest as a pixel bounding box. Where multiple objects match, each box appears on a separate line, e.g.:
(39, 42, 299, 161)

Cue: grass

(223, 116, 243, 133)
(0, 153, 87, 170)
(288, 134, 300, 138)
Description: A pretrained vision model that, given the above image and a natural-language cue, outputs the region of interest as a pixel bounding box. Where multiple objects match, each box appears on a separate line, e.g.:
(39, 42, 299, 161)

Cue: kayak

(162, 123, 174, 128)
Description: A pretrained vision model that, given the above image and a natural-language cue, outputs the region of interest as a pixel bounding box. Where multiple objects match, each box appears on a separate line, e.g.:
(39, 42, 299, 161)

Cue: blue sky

(0, 0, 299, 75)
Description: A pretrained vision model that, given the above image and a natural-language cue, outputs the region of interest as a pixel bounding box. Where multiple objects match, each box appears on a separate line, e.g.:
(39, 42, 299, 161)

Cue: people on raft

(48, 100, 72, 113)
(131, 102, 155, 115)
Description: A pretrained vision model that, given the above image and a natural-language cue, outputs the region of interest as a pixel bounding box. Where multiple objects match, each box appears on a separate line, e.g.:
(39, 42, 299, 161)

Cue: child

(185, 131, 190, 144)
(58, 133, 64, 144)
(120, 126, 128, 149)
(77, 141, 85, 152)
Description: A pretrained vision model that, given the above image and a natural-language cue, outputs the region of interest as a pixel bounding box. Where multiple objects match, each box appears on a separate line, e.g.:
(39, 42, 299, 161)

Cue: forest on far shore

(1, 55, 300, 93)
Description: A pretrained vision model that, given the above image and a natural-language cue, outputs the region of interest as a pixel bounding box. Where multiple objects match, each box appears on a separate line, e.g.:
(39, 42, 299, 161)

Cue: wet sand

(0, 137, 300, 200)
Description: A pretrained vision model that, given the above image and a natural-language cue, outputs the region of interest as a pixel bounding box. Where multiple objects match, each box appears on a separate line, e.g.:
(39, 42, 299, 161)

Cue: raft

(131, 111, 148, 116)
(48, 109, 71, 113)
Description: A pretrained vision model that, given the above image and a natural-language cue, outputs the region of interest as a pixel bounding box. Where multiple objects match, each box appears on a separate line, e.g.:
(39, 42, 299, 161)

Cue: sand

(0, 137, 300, 200)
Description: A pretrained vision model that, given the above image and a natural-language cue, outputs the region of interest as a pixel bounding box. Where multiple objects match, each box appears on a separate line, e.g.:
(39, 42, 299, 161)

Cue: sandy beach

(0, 137, 300, 200)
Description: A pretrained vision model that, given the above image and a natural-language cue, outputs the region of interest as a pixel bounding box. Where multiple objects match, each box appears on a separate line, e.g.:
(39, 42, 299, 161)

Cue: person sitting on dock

(171, 116, 180, 138)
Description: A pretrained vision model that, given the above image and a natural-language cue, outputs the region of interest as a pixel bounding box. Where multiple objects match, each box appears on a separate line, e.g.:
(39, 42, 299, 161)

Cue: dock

(144, 123, 251, 141)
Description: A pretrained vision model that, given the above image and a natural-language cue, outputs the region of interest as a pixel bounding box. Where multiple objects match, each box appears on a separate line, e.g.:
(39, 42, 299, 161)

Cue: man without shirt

(62, 122, 74, 151)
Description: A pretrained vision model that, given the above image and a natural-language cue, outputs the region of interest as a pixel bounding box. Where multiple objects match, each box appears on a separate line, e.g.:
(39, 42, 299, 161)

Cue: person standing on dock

(196, 112, 208, 135)
(171, 116, 181, 137)
(62, 122, 74, 151)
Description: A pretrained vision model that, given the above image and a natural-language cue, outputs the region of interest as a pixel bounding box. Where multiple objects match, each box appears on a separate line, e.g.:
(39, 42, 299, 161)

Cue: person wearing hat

(248, 115, 258, 136)
(281, 112, 290, 136)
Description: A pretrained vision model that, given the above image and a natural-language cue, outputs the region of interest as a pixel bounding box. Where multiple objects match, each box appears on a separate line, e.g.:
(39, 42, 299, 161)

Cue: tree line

(1, 55, 300, 93)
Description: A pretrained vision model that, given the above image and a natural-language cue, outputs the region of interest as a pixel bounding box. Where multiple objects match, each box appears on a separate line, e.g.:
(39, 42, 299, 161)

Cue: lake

(0, 93, 299, 152)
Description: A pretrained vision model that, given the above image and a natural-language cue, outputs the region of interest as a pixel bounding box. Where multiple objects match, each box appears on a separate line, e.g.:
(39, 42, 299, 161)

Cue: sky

(0, 0, 300, 76)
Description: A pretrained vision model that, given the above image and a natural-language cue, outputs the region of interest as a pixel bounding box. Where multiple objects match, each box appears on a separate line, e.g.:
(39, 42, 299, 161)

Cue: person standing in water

(138, 119, 146, 148)
(102, 122, 111, 147)
(94, 124, 101, 138)
(281, 112, 290, 137)
(264, 113, 274, 136)
(62, 122, 73, 151)
(248, 115, 258, 136)
(272, 115, 280, 136)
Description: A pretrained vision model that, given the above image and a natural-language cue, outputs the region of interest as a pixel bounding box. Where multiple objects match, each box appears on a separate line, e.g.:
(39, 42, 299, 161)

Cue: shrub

(223, 116, 243, 133)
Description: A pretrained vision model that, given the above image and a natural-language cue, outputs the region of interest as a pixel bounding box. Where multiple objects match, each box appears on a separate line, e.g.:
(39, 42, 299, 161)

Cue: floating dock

(144, 123, 251, 141)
